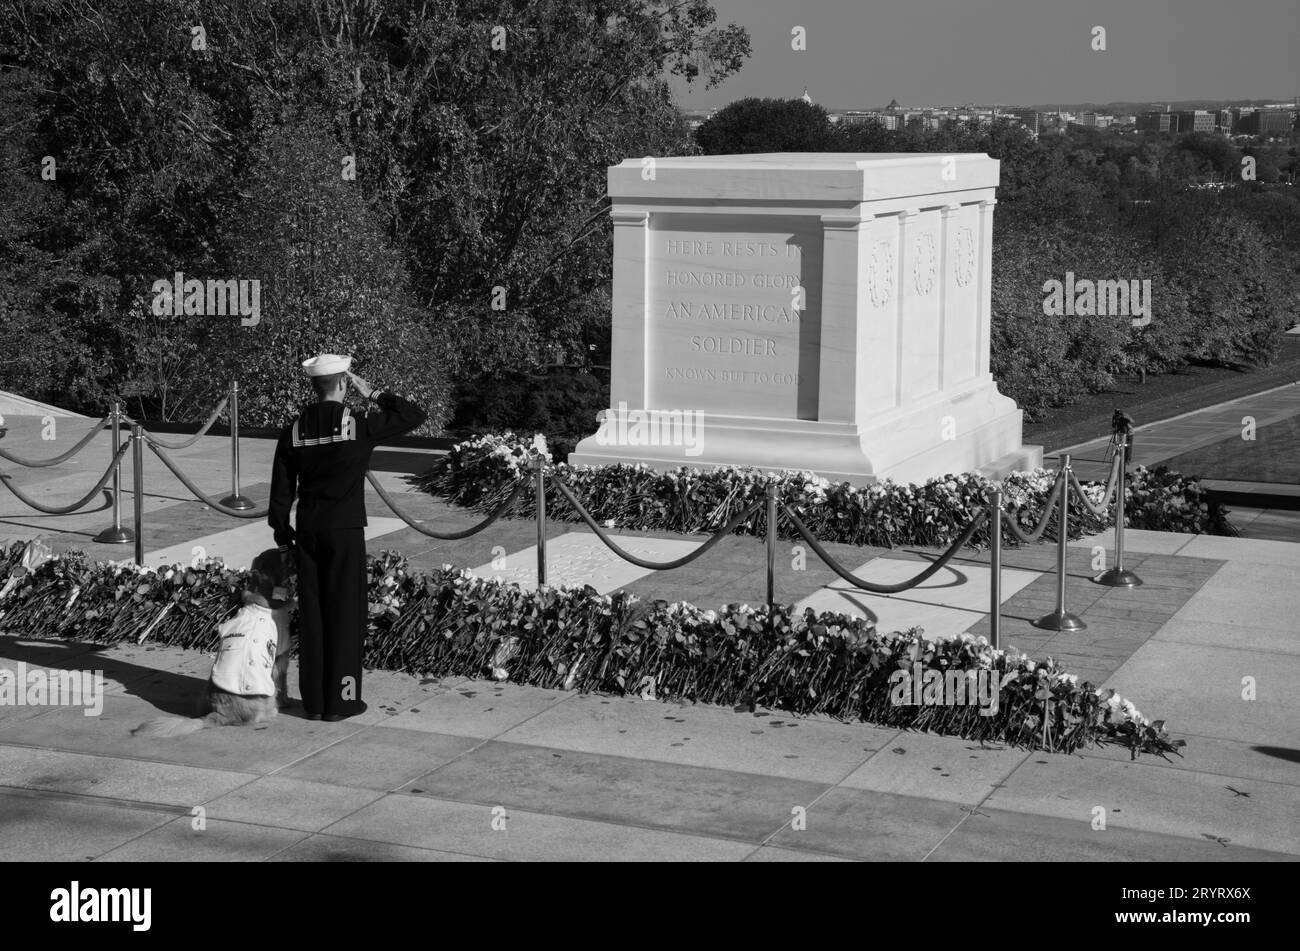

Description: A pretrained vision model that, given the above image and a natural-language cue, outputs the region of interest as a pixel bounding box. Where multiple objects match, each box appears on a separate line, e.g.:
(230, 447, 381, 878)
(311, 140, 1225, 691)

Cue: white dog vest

(210, 603, 288, 696)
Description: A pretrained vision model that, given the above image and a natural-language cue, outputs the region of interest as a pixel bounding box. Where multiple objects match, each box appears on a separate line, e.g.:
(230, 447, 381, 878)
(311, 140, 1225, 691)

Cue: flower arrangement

(415, 433, 1233, 547)
(0, 541, 1183, 758)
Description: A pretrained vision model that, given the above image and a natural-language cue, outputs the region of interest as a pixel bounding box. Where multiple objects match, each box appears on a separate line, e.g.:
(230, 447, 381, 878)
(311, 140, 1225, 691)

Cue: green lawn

(1023, 334, 1300, 452)
(1163, 416, 1300, 484)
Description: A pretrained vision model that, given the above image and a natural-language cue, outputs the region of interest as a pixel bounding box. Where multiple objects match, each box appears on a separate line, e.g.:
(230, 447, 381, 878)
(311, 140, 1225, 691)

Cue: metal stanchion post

(988, 487, 1002, 651)
(94, 400, 135, 544)
(1034, 453, 1086, 632)
(765, 483, 777, 611)
(131, 425, 144, 567)
(219, 381, 255, 511)
(1094, 438, 1143, 588)
(535, 458, 547, 590)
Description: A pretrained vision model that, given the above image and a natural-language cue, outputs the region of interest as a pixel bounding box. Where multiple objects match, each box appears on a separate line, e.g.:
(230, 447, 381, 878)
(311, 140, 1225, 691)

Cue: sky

(668, 0, 1299, 110)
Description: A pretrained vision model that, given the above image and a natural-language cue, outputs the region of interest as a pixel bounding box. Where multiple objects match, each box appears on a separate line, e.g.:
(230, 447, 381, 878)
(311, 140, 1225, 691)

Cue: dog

(131, 549, 296, 737)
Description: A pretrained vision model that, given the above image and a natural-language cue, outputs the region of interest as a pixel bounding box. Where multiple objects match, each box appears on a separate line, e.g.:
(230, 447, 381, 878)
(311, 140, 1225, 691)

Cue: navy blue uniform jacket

(268, 392, 427, 548)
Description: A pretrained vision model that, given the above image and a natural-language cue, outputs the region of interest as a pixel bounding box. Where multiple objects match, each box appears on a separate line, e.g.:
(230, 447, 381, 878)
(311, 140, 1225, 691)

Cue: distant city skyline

(667, 0, 1299, 111)
(678, 98, 1297, 116)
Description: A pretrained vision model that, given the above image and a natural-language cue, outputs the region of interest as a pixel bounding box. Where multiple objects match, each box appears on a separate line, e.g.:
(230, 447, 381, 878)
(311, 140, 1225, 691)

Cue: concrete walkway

(1052, 382, 1300, 543)
(2, 414, 1299, 860)
(1054, 381, 1300, 478)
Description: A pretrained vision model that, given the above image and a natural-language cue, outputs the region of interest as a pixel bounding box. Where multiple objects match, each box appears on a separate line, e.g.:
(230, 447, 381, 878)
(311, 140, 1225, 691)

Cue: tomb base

(570, 375, 1043, 485)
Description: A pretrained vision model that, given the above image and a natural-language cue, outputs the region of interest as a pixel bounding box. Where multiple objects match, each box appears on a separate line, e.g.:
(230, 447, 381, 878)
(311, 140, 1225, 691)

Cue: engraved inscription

(649, 215, 822, 419)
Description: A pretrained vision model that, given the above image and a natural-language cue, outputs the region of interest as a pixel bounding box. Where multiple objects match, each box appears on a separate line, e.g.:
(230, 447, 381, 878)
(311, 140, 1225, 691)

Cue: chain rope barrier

(365, 470, 526, 540)
(0, 440, 130, 514)
(551, 475, 765, 570)
(1068, 452, 1123, 519)
(144, 439, 268, 518)
(1001, 470, 1065, 545)
(122, 396, 230, 451)
(783, 503, 989, 595)
(0, 415, 111, 468)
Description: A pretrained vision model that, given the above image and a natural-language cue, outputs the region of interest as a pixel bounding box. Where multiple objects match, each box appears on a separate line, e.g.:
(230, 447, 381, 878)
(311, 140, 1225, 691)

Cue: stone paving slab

(838, 732, 1031, 805)
(742, 845, 855, 862)
(0, 788, 178, 861)
(1176, 534, 1300, 565)
(468, 531, 702, 593)
(1154, 617, 1296, 655)
(928, 803, 1296, 862)
(1161, 560, 1300, 629)
(0, 746, 256, 807)
(400, 739, 827, 844)
(795, 558, 1041, 637)
(983, 754, 1300, 856)
(144, 517, 407, 572)
(203, 776, 385, 832)
(1076, 733, 1300, 789)
(384, 682, 573, 739)
(267, 832, 499, 862)
(321, 793, 757, 861)
(765, 786, 969, 861)
(0, 690, 370, 774)
(493, 692, 898, 784)
(96, 816, 310, 862)
(1102, 641, 1300, 748)
(275, 726, 481, 791)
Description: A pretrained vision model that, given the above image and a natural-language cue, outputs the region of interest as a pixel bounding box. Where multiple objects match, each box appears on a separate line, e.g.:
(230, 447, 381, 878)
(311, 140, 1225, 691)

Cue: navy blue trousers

(294, 528, 367, 717)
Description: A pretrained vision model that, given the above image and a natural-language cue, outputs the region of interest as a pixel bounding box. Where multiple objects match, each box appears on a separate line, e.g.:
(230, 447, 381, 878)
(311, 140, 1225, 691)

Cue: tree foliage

(0, 0, 748, 423)
(694, 96, 837, 153)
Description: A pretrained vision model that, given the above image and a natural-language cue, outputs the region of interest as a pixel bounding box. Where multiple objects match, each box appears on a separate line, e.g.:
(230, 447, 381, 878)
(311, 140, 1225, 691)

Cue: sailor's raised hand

(346, 371, 375, 400)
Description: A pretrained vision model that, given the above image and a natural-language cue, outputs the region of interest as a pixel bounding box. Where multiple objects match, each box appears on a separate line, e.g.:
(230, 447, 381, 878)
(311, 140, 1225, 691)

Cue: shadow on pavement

(1, 634, 206, 718)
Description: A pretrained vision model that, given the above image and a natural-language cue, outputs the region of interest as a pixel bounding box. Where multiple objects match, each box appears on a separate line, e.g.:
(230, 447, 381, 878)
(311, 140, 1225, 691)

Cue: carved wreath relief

(954, 226, 976, 287)
(867, 240, 895, 308)
(912, 232, 937, 295)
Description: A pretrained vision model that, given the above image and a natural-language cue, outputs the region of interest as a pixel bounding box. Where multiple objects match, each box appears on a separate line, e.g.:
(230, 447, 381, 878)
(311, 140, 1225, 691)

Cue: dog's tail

(131, 715, 209, 737)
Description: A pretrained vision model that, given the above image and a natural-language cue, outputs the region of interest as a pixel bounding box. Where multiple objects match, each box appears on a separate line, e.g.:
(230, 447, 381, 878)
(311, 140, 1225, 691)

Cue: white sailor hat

(301, 354, 352, 377)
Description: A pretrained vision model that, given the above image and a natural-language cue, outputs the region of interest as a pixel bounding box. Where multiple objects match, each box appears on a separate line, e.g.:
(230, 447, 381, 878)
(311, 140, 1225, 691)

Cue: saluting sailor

(269, 354, 427, 721)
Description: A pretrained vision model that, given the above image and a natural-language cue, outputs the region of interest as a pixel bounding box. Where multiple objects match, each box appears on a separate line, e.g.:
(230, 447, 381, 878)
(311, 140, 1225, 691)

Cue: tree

(180, 114, 453, 433)
(695, 97, 836, 154)
(0, 0, 751, 417)
(0, 68, 115, 409)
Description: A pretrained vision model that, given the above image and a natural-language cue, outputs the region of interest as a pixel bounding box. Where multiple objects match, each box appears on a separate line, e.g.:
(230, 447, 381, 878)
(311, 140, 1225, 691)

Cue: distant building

(1173, 110, 1216, 133)
(1137, 112, 1176, 133)
(839, 110, 895, 128)
(1230, 106, 1256, 132)
(1236, 109, 1295, 135)
(683, 110, 715, 132)
(800, 86, 813, 106)
(1073, 112, 1116, 129)
(1008, 109, 1041, 134)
